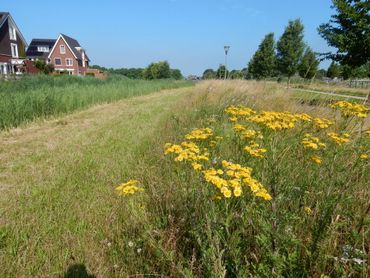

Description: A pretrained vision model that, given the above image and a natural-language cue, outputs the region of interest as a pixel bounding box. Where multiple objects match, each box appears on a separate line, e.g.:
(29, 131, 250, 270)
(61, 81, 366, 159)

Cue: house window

(9, 26, 16, 40)
(55, 58, 62, 65)
(60, 45, 65, 54)
(66, 58, 73, 66)
(37, 46, 49, 52)
(11, 43, 18, 58)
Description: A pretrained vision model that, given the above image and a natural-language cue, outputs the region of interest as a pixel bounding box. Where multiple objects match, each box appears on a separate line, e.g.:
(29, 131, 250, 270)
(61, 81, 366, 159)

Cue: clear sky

(3, 0, 335, 76)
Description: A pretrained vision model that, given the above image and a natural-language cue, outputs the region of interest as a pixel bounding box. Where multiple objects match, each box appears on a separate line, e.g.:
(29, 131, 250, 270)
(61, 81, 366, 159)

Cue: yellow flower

(223, 189, 232, 198)
(301, 134, 326, 150)
(233, 124, 246, 132)
(313, 118, 333, 129)
(212, 195, 223, 201)
(233, 187, 242, 197)
(185, 128, 214, 140)
(192, 162, 203, 171)
(244, 142, 267, 158)
(115, 180, 144, 196)
(330, 101, 369, 118)
(360, 154, 369, 160)
(311, 155, 322, 165)
(304, 207, 312, 214)
(327, 132, 350, 145)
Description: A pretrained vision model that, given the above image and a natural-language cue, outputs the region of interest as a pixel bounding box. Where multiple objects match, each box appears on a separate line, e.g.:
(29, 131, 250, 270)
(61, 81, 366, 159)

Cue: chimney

(82, 49, 86, 68)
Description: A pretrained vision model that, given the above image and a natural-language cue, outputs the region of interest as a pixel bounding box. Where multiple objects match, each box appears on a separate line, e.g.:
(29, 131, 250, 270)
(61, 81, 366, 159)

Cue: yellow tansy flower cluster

(360, 154, 369, 160)
(329, 101, 369, 118)
(203, 160, 271, 200)
(185, 128, 214, 140)
(164, 142, 209, 162)
(311, 155, 322, 165)
(244, 141, 268, 158)
(247, 111, 298, 131)
(116, 180, 144, 196)
(225, 106, 255, 121)
(313, 117, 333, 129)
(241, 129, 263, 139)
(301, 134, 326, 150)
(327, 132, 350, 145)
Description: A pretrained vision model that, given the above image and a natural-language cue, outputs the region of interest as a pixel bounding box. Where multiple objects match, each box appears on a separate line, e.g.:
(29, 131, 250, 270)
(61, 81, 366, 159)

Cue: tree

(216, 65, 228, 79)
(229, 70, 244, 79)
(247, 33, 276, 79)
(144, 61, 171, 79)
(298, 47, 320, 79)
(171, 69, 183, 80)
(316, 69, 328, 79)
(202, 69, 217, 79)
(327, 62, 342, 78)
(318, 0, 369, 67)
(33, 60, 54, 74)
(276, 19, 305, 85)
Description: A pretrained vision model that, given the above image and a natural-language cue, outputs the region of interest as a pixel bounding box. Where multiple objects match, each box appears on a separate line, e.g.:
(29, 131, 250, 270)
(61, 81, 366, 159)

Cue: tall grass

(110, 81, 369, 277)
(0, 75, 192, 129)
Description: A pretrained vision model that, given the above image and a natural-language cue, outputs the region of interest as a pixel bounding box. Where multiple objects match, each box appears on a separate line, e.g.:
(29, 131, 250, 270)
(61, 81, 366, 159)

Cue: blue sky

(3, 0, 335, 75)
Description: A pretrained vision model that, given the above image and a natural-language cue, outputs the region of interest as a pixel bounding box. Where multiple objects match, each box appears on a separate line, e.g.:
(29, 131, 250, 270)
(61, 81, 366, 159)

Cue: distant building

(48, 34, 90, 75)
(0, 12, 28, 75)
(26, 39, 56, 62)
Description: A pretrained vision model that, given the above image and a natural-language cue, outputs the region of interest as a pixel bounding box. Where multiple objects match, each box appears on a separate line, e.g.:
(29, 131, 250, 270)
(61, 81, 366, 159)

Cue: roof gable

(48, 34, 88, 61)
(48, 34, 78, 59)
(0, 12, 9, 28)
(0, 12, 28, 47)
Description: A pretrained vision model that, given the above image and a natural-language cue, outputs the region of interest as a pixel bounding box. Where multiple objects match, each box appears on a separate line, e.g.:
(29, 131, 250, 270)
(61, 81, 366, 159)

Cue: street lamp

(224, 46, 230, 80)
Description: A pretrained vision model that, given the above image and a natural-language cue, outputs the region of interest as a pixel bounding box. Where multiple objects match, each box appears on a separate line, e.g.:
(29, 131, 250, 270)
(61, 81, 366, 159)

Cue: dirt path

(292, 88, 368, 101)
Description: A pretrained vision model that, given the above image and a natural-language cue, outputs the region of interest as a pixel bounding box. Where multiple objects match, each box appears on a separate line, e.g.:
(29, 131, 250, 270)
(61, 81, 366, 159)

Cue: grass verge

(0, 75, 192, 130)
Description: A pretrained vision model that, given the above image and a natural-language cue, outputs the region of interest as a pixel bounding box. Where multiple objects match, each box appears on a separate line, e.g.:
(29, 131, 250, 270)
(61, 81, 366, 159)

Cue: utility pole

(224, 46, 230, 80)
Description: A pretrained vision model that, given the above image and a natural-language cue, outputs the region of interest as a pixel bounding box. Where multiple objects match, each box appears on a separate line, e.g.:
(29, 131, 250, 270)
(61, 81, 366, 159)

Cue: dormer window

(60, 45, 65, 54)
(37, 46, 49, 53)
(9, 25, 16, 40)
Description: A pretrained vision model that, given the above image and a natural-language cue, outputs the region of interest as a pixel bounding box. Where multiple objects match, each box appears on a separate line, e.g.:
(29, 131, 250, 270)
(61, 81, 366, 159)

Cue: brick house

(48, 34, 90, 75)
(0, 12, 28, 75)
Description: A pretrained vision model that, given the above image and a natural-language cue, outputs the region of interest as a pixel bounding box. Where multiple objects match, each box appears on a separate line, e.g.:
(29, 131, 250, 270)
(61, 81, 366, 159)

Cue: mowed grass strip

(0, 86, 192, 277)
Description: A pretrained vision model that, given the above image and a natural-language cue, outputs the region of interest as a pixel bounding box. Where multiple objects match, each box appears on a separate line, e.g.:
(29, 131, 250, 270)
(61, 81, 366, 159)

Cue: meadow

(0, 75, 192, 130)
(0, 80, 369, 277)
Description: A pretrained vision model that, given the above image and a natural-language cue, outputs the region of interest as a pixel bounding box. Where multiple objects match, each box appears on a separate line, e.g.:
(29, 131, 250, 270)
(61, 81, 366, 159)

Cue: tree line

(203, 0, 369, 82)
(91, 61, 183, 80)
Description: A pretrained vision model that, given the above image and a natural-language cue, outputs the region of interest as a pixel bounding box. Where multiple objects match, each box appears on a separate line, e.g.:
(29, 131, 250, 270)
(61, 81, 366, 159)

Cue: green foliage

(0, 75, 192, 129)
(90, 64, 182, 80)
(298, 47, 320, 79)
(316, 69, 327, 79)
(170, 69, 183, 80)
(202, 69, 217, 79)
(327, 62, 342, 78)
(327, 61, 370, 79)
(111, 68, 144, 79)
(277, 19, 305, 80)
(318, 0, 370, 67)
(229, 70, 244, 79)
(143, 61, 171, 80)
(33, 60, 54, 75)
(216, 64, 228, 79)
(247, 33, 277, 79)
